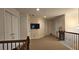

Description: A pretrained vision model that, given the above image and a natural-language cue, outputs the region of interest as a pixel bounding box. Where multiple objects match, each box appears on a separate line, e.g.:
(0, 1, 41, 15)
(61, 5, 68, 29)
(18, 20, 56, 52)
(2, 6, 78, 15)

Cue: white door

(5, 12, 12, 40)
(5, 12, 19, 40)
(12, 15, 19, 40)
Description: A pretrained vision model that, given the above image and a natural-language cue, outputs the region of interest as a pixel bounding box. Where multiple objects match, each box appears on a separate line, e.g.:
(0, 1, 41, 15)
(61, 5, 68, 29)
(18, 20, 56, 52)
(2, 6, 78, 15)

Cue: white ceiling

(16, 8, 72, 18)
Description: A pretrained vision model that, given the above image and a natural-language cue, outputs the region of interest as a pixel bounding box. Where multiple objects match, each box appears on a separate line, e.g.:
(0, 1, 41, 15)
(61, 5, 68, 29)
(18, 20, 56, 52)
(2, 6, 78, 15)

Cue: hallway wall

(46, 19, 53, 35)
(30, 18, 47, 39)
(65, 9, 78, 32)
(51, 15, 65, 37)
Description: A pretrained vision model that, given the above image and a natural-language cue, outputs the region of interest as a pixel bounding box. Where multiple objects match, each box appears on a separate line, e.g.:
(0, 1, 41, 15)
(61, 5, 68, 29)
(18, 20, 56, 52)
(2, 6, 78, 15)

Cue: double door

(5, 11, 19, 40)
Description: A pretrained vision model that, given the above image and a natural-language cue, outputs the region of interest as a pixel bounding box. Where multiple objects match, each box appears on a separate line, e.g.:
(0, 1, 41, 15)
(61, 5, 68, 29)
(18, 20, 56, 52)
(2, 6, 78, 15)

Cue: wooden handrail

(59, 31, 79, 40)
(59, 31, 79, 35)
(0, 40, 26, 43)
(65, 31, 79, 35)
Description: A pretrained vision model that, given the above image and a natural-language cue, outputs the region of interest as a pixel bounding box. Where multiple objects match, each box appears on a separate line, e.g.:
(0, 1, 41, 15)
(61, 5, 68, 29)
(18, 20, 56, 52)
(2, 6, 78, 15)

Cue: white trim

(59, 41, 73, 50)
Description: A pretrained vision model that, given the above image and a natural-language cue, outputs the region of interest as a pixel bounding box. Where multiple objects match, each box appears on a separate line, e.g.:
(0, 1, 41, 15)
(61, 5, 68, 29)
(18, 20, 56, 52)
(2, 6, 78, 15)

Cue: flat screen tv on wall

(31, 23, 40, 29)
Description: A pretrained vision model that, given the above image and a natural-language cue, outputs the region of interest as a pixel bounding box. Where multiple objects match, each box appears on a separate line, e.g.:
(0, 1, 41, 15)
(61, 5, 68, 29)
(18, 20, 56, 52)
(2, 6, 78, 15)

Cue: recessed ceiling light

(44, 16, 46, 18)
(36, 8, 40, 11)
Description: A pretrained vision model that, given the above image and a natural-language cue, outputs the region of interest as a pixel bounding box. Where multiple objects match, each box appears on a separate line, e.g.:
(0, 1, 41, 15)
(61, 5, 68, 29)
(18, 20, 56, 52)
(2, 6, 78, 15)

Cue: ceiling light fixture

(44, 16, 46, 18)
(36, 8, 40, 11)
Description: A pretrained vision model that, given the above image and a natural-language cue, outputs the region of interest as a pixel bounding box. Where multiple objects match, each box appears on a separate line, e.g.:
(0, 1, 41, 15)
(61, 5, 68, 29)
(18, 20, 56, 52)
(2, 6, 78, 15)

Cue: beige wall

(65, 9, 78, 32)
(46, 20, 53, 35)
(51, 15, 65, 37)
(30, 18, 46, 39)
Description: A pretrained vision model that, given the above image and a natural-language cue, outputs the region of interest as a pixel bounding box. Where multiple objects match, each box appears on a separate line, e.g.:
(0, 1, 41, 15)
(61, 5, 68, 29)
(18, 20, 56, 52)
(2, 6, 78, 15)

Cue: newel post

(26, 36, 30, 50)
(59, 31, 65, 40)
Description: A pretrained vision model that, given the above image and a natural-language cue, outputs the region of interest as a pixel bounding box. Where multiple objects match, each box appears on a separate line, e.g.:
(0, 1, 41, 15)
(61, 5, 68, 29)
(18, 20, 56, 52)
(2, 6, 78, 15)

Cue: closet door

(5, 12, 19, 40)
(5, 12, 12, 40)
(12, 15, 19, 40)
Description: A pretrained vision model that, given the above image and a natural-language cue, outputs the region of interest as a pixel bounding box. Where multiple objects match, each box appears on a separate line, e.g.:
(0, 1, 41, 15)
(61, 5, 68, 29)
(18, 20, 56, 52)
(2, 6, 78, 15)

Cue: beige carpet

(30, 35, 69, 50)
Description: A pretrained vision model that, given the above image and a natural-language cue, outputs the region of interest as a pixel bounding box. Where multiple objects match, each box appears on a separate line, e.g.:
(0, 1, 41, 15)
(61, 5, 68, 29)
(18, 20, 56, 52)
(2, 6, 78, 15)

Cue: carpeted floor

(30, 35, 69, 50)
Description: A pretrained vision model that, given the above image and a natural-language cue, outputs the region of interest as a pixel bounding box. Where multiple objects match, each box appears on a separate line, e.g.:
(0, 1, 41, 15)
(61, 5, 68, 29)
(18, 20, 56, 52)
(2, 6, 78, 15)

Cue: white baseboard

(59, 41, 73, 50)
(31, 34, 49, 39)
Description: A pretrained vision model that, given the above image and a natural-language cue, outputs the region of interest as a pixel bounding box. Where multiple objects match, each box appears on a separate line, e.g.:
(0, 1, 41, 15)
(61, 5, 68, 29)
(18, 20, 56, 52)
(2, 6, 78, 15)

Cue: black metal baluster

(3, 43, 4, 50)
(15, 42, 16, 48)
(19, 42, 20, 49)
(7, 43, 8, 50)
(11, 42, 12, 50)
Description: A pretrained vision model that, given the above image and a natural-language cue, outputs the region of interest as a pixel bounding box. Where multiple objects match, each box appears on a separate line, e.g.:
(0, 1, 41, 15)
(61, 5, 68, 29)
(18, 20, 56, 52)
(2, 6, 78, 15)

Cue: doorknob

(10, 33, 15, 39)
(10, 33, 15, 35)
